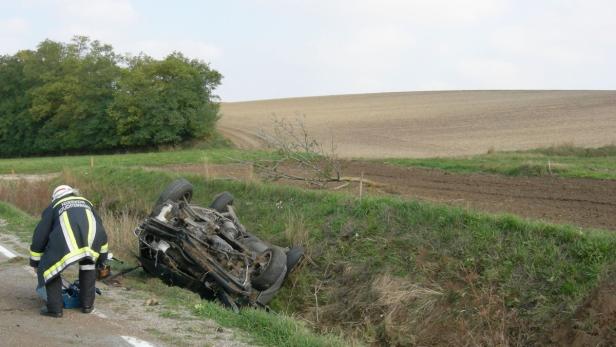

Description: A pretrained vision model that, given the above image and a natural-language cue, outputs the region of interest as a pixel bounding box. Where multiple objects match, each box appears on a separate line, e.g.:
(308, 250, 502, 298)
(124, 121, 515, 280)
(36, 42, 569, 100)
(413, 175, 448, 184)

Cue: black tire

(239, 234, 269, 254)
(285, 246, 304, 274)
(151, 179, 193, 216)
(210, 191, 234, 213)
(252, 247, 287, 291)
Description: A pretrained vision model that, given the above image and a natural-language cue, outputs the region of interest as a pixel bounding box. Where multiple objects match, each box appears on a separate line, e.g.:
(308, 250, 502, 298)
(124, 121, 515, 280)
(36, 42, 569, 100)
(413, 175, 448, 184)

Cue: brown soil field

(151, 161, 616, 231)
(340, 161, 616, 231)
(219, 90, 616, 158)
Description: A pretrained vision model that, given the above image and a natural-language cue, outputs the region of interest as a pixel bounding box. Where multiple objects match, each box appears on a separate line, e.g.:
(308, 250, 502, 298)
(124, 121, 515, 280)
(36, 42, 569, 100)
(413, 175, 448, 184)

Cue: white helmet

(52, 185, 75, 202)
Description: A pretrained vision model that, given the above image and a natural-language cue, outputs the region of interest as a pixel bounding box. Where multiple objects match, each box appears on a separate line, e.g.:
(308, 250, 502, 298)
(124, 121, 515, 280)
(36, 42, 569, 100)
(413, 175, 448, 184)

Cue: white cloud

(0, 17, 29, 53)
(339, 0, 509, 24)
(133, 39, 223, 63)
(0, 17, 28, 32)
(38, 1, 221, 64)
(456, 59, 526, 88)
(57, 0, 137, 23)
(3, 0, 616, 99)
(310, 25, 415, 91)
(46, 0, 139, 44)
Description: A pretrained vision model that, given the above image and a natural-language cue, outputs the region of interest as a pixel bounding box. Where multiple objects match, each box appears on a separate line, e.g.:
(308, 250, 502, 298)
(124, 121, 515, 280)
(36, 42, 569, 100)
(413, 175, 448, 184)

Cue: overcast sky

(1, 0, 615, 101)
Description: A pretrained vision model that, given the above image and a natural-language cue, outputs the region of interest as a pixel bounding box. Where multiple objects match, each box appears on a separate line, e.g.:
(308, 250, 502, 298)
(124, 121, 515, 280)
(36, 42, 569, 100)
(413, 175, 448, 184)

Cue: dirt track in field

(219, 90, 616, 158)
(339, 161, 616, 231)
(154, 161, 616, 231)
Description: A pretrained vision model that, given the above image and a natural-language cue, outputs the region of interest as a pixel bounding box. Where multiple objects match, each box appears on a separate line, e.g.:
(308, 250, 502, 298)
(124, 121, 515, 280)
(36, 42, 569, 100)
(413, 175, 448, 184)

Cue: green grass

(3, 160, 616, 344)
(0, 148, 278, 174)
(0, 198, 350, 347)
(384, 144, 616, 180)
(0, 201, 38, 242)
(122, 268, 347, 346)
(193, 302, 347, 347)
(45, 166, 616, 345)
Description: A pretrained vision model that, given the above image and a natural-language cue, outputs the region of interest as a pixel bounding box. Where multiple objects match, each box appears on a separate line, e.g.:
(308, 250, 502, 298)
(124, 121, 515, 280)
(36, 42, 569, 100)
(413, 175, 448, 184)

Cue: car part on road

(135, 179, 304, 309)
(102, 264, 142, 285)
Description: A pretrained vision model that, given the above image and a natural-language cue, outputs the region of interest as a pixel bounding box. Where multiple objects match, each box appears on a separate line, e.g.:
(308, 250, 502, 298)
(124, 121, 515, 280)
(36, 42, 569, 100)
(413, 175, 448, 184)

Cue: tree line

(0, 36, 222, 157)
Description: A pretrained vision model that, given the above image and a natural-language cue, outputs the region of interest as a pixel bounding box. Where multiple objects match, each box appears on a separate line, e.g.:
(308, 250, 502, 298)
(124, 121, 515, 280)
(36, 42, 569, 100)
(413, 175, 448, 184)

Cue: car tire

(152, 179, 193, 215)
(239, 234, 269, 254)
(285, 246, 304, 274)
(252, 247, 287, 291)
(210, 191, 234, 212)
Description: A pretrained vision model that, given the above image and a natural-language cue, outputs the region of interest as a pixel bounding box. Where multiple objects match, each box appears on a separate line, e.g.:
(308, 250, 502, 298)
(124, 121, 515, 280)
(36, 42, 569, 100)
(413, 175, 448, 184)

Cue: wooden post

(359, 171, 364, 201)
(203, 157, 210, 179)
(90, 156, 94, 168)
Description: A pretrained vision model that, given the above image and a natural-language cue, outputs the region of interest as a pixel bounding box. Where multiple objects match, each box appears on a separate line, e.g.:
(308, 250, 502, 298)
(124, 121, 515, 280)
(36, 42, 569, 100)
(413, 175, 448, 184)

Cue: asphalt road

(0, 222, 251, 347)
(0, 234, 159, 347)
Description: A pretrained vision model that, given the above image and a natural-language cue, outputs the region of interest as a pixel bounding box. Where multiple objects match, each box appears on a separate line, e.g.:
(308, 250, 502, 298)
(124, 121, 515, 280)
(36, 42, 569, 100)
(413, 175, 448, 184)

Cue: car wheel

(210, 191, 234, 212)
(252, 247, 287, 291)
(286, 246, 304, 274)
(152, 178, 193, 215)
(239, 234, 269, 253)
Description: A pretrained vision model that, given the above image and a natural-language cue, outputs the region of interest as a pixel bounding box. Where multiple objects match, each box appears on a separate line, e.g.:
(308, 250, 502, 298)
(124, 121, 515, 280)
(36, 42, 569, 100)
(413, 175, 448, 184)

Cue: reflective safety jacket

(29, 195, 108, 284)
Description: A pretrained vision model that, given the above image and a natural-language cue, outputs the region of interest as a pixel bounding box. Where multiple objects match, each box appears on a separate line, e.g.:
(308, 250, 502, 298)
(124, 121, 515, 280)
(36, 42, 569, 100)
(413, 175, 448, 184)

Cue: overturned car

(134, 178, 304, 310)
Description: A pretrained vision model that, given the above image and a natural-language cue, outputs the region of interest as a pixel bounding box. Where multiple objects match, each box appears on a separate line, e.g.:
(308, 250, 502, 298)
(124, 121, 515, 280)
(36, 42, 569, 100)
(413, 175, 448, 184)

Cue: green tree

(24, 37, 121, 153)
(109, 52, 222, 147)
(0, 53, 34, 156)
(0, 36, 222, 157)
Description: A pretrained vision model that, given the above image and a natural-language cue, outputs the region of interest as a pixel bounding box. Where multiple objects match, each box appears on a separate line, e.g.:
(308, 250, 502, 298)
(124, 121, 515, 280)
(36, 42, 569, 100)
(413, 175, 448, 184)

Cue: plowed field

(219, 90, 616, 158)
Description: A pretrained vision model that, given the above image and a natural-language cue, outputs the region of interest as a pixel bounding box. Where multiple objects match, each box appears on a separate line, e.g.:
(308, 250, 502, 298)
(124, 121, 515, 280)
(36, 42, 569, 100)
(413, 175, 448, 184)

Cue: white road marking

(121, 336, 156, 347)
(92, 309, 108, 319)
(0, 243, 17, 258)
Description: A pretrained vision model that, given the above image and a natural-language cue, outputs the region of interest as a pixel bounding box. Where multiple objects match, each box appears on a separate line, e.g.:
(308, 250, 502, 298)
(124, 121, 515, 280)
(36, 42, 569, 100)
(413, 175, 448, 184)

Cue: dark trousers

(45, 259, 97, 313)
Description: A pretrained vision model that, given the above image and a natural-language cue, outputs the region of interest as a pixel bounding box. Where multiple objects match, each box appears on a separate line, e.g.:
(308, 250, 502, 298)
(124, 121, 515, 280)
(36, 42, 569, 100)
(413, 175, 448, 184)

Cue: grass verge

(2, 166, 616, 345)
(0, 148, 278, 174)
(384, 144, 616, 180)
(15, 167, 614, 345)
(0, 201, 38, 243)
(0, 199, 351, 347)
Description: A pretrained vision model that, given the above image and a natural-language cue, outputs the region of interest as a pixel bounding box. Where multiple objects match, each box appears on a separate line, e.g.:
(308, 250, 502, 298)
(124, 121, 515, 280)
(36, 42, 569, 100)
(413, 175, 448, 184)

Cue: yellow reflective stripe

(43, 247, 99, 281)
(62, 212, 79, 251)
(85, 209, 96, 247)
(53, 196, 92, 208)
(59, 212, 75, 252)
(30, 250, 43, 257)
(100, 243, 109, 253)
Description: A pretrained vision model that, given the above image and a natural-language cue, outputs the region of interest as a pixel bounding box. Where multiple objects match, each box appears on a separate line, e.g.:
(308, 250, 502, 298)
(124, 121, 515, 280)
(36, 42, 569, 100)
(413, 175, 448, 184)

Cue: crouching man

(29, 185, 109, 318)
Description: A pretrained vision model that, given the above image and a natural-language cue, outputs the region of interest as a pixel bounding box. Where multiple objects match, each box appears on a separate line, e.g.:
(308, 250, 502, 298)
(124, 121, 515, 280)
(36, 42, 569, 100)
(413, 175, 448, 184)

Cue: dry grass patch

(282, 209, 310, 248)
(0, 172, 142, 261)
(0, 179, 50, 215)
(97, 208, 141, 261)
(311, 265, 445, 346)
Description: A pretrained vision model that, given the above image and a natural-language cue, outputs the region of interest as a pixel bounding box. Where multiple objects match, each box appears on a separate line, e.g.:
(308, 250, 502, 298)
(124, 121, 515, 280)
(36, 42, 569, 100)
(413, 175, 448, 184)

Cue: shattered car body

(134, 179, 303, 310)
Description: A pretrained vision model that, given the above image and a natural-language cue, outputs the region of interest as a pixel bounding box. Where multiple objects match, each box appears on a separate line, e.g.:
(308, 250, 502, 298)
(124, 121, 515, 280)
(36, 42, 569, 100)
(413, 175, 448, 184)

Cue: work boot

(40, 306, 63, 318)
(44, 275, 63, 317)
(79, 260, 97, 311)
